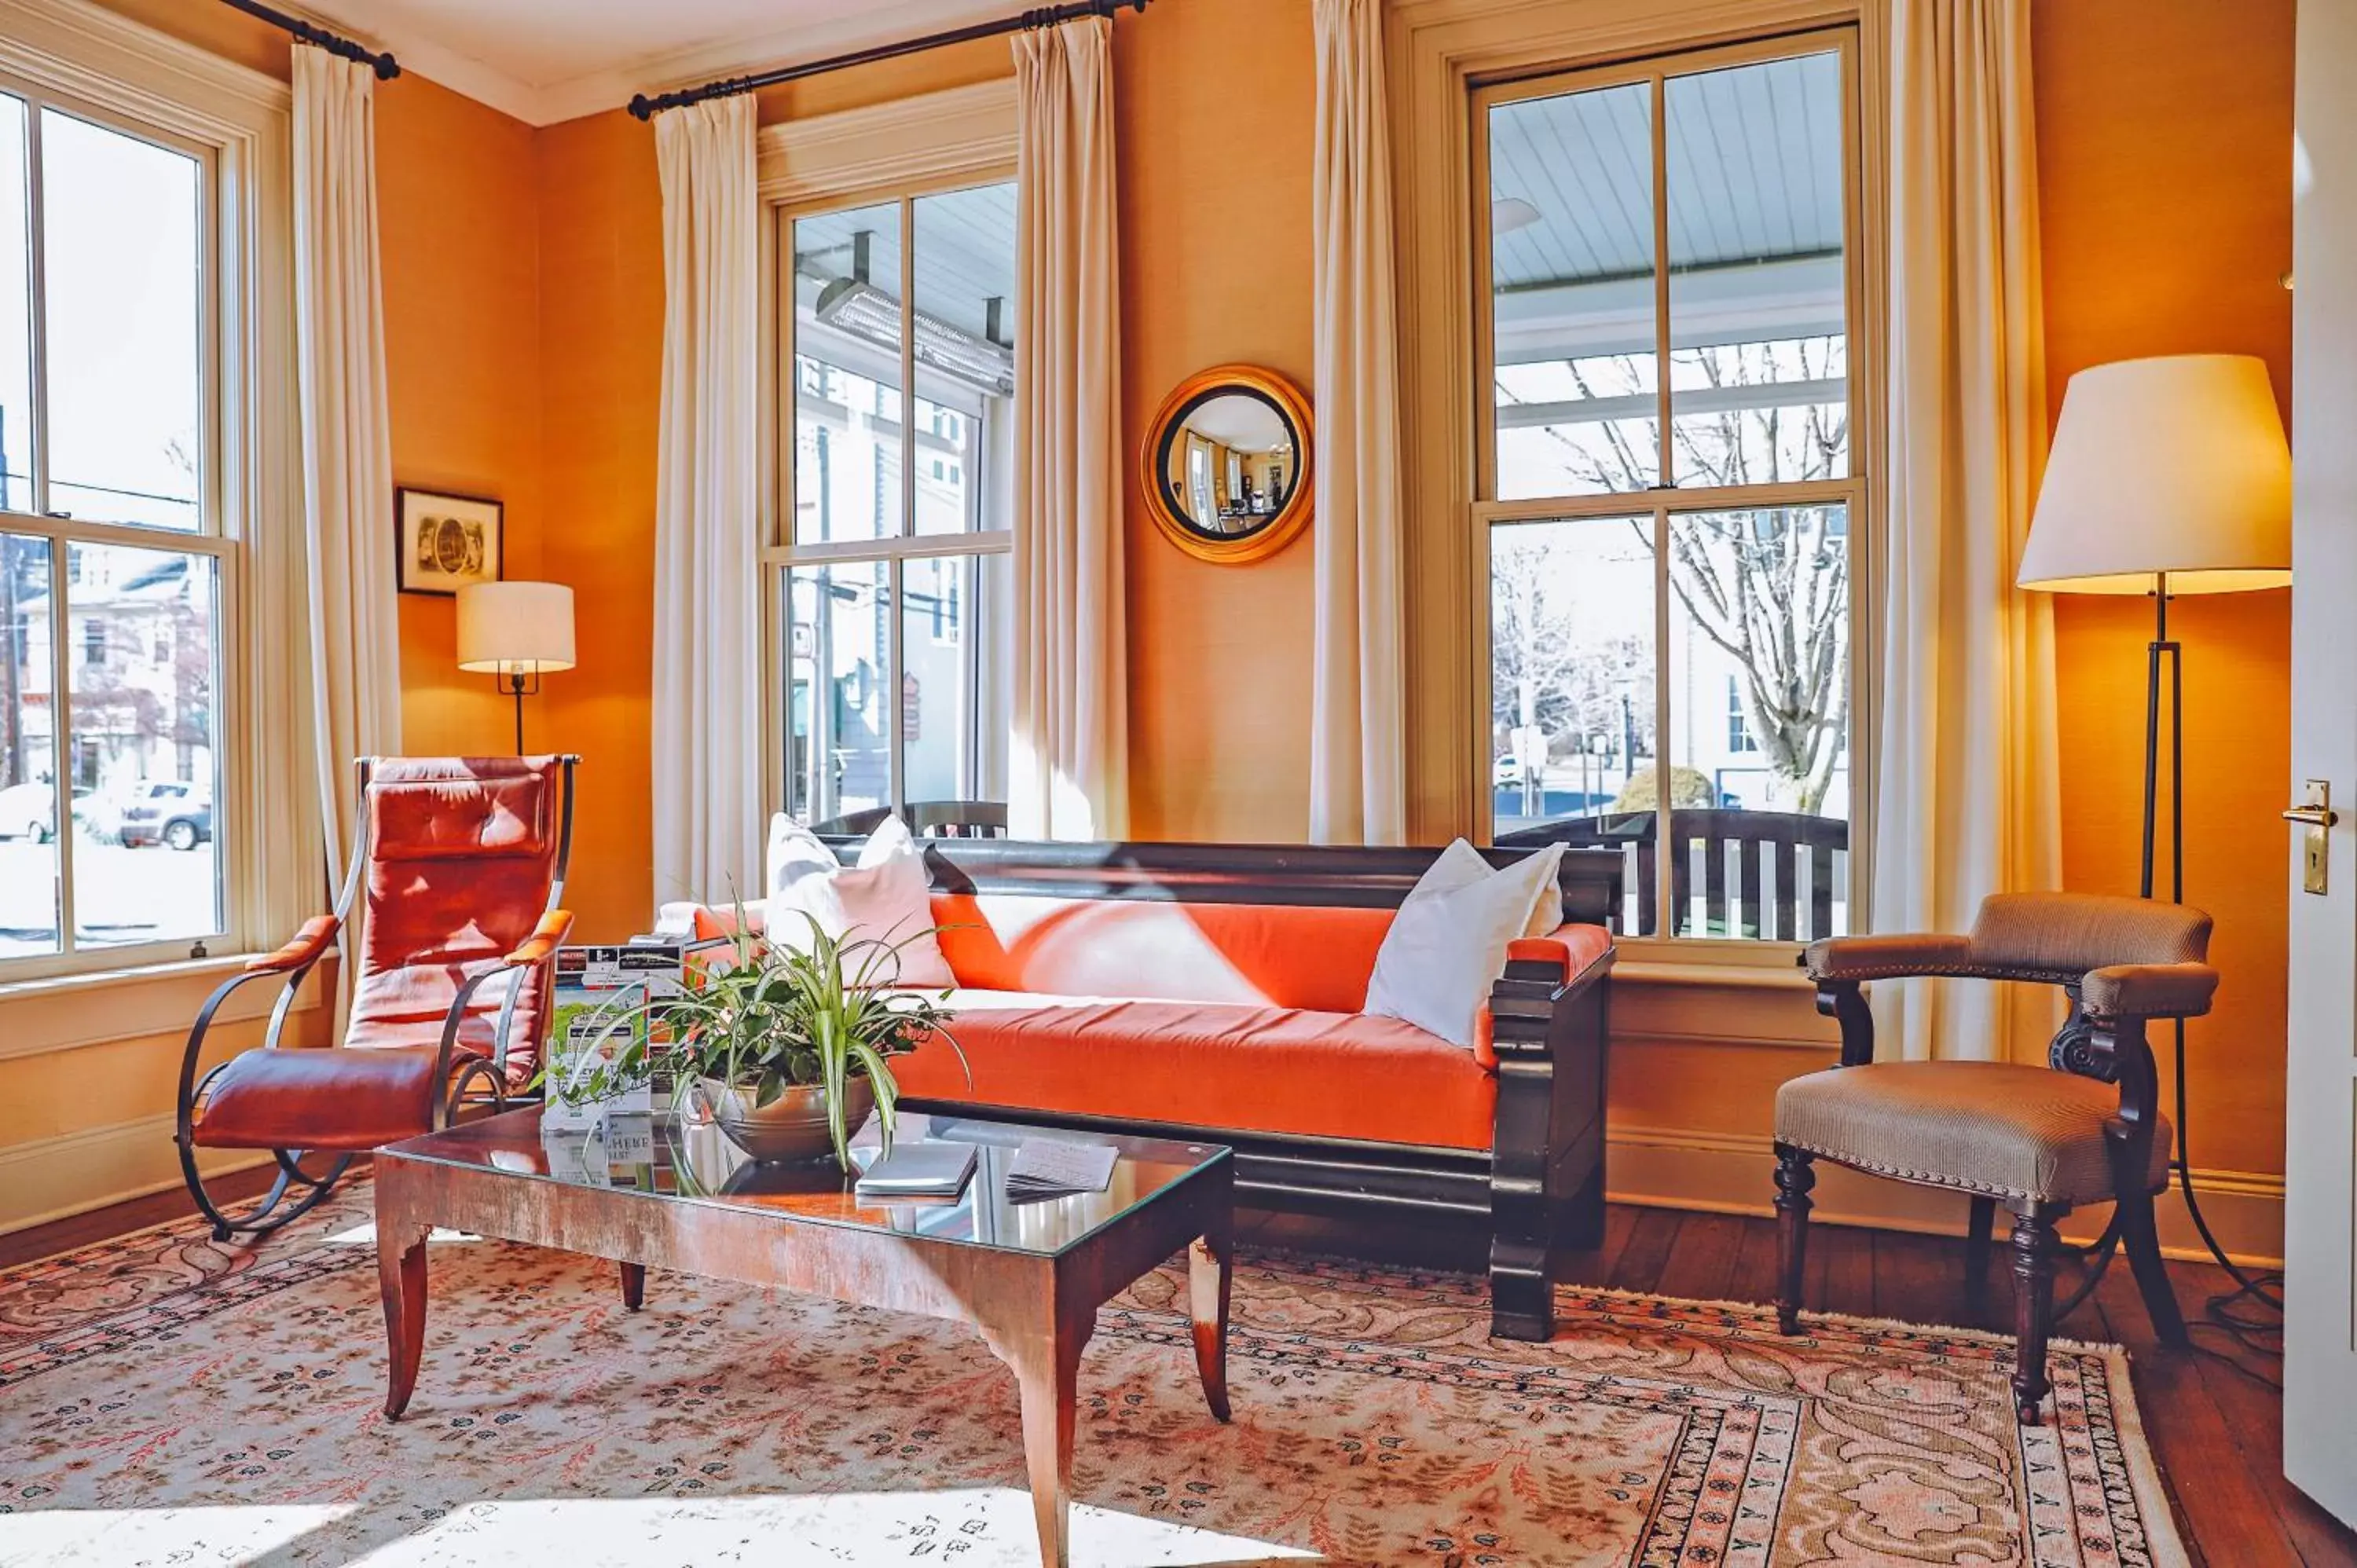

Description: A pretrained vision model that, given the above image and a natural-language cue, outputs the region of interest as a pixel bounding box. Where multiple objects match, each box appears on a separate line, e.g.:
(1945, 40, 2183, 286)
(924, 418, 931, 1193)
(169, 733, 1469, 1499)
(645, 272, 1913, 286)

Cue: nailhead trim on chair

(1775, 1134, 2169, 1207)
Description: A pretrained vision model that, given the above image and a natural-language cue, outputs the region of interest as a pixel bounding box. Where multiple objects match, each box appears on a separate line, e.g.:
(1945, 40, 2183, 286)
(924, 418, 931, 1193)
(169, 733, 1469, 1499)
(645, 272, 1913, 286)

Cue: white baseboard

(1607, 1123, 2286, 1269)
(0, 1112, 269, 1239)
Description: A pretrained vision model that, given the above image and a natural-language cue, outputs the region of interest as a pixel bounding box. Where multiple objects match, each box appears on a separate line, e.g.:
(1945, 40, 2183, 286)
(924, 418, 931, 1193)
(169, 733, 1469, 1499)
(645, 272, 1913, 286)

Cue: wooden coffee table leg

(619, 1262, 646, 1311)
(1189, 1226, 1233, 1423)
(375, 1213, 430, 1421)
(985, 1308, 1089, 1568)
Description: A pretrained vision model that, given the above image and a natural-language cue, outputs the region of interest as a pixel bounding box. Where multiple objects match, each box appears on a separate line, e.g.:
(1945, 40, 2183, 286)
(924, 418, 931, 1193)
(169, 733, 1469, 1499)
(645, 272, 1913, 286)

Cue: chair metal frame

(173, 755, 579, 1241)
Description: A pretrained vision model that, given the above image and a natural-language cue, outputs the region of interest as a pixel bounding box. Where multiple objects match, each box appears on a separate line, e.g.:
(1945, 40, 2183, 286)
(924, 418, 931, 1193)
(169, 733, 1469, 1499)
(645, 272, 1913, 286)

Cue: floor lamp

(2018, 354, 2293, 1306)
(457, 581, 577, 755)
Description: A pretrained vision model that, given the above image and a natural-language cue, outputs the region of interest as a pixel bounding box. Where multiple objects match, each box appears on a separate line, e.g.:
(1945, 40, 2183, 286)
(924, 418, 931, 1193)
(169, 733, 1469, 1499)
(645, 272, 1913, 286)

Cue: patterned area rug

(0, 1180, 2185, 1566)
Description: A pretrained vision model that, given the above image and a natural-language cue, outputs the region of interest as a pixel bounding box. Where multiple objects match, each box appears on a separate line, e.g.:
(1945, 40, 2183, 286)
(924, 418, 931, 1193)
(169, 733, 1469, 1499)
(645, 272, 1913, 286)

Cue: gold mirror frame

(1140, 364, 1314, 565)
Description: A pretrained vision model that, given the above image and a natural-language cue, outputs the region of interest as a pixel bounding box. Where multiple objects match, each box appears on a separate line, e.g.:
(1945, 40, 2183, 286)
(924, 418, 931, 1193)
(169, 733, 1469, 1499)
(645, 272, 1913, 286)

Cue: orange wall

(378, 75, 547, 757)
(1119, 0, 1318, 842)
(90, 0, 544, 764)
(535, 110, 663, 942)
(2034, 0, 2296, 1178)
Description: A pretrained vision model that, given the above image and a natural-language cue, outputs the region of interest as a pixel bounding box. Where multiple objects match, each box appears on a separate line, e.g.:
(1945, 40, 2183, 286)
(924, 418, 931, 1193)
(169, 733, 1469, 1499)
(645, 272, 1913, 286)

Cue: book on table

(853, 1139, 979, 1201)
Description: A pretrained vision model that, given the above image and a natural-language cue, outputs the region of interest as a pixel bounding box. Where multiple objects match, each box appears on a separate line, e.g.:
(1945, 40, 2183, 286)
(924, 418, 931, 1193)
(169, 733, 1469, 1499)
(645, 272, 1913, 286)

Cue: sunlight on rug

(0, 1179, 2188, 1566)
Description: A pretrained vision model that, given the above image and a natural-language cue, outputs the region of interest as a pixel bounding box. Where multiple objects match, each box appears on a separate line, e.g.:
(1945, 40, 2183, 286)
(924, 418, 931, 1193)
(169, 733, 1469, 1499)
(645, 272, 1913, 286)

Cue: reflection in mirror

(1142, 366, 1313, 564)
(1161, 390, 1299, 537)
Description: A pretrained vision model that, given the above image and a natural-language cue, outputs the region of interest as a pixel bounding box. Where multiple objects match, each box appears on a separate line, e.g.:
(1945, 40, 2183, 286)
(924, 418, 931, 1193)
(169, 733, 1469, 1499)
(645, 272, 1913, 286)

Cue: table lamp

(456, 581, 576, 754)
(2017, 351, 2292, 1302)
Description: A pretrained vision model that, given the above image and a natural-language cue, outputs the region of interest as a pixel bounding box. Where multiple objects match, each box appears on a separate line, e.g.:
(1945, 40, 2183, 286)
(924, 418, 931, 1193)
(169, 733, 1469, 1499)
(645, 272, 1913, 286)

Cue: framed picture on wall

(396, 487, 504, 596)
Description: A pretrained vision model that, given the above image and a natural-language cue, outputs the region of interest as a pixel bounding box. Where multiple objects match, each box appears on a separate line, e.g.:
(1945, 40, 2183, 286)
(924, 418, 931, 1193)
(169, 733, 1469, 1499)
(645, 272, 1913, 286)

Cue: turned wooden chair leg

(1964, 1195, 1996, 1314)
(1773, 1144, 1815, 1335)
(2010, 1202, 2064, 1425)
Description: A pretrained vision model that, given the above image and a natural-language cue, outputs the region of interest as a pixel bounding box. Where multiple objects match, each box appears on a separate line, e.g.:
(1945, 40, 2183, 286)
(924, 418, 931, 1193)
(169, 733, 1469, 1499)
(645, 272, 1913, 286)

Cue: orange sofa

(692, 839, 1619, 1340)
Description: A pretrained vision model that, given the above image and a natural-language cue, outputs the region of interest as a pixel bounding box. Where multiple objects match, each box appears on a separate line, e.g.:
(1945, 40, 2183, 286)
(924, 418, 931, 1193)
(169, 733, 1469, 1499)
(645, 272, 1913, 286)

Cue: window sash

(768, 173, 1016, 826)
(1470, 28, 1868, 951)
(0, 68, 237, 980)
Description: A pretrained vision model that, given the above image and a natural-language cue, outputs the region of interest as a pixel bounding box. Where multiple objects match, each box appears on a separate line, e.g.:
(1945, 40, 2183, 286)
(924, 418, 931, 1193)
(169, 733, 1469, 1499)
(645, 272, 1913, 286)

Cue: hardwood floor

(6, 1184, 2349, 1565)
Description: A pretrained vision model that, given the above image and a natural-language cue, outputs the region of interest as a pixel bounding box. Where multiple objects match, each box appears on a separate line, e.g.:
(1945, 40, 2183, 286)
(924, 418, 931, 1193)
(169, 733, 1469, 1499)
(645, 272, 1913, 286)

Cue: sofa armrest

(1506, 921, 1615, 984)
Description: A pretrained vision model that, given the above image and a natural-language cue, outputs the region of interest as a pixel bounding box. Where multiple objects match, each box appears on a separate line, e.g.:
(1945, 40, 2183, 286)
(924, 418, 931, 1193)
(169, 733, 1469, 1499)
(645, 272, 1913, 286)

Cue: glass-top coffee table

(373, 1107, 1235, 1568)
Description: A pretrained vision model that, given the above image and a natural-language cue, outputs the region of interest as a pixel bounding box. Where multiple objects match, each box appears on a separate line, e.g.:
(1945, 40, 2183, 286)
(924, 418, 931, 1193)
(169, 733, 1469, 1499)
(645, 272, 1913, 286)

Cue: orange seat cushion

(190, 1046, 449, 1152)
(893, 992, 1497, 1150)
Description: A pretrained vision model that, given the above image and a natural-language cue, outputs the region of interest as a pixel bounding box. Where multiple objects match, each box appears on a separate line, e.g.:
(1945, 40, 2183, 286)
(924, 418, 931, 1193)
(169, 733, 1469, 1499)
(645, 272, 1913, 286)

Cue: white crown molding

(284, 0, 1016, 128)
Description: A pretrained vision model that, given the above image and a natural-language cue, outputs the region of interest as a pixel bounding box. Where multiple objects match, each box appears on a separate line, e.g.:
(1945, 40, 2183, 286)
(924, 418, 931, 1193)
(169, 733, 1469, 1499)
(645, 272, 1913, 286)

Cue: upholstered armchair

(1775, 892, 2216, 1424)
(174, 756, 578, 1240)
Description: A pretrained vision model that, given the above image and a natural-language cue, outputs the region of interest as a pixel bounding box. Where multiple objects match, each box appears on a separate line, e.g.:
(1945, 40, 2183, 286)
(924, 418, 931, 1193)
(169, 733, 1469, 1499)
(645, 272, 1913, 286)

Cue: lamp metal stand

(2059, 573, 2282, 1322)
(499, 665, 540, 756)
(2138, 575, 2282, 1312)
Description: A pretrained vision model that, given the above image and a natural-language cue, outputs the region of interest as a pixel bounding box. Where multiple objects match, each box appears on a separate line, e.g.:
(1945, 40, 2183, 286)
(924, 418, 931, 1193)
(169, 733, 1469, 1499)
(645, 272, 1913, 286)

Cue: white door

(2284, 0, 2357, 1527)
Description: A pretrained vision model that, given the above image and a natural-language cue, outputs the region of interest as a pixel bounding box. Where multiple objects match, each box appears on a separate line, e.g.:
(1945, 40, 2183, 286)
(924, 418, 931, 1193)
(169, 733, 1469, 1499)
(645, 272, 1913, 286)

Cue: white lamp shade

(2018, 354, 2291, 595)
(456, 581, 576, 673)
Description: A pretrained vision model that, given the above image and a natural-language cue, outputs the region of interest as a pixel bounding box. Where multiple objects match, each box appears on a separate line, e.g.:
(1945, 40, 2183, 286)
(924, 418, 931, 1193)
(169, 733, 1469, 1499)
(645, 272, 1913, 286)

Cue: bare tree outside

(1495, 334, 1851, 815)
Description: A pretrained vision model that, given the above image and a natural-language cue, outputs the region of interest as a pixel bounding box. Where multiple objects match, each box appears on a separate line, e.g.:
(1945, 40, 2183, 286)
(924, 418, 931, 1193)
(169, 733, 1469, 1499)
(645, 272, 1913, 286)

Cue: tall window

(776, 181, 1014, 826)
(1478, 35, 1860, 943)
(0, 89, 226, 968)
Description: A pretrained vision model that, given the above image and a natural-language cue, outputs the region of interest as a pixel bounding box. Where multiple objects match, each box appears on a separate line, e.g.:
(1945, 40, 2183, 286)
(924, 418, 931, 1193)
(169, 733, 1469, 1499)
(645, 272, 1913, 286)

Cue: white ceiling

(290, 0, 1017, 126)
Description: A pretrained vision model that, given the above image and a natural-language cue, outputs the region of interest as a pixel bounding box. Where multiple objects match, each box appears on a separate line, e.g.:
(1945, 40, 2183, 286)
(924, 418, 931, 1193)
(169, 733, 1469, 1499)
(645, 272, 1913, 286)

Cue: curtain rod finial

(376, 53, 401, 80)
(629, 93, 656, 121)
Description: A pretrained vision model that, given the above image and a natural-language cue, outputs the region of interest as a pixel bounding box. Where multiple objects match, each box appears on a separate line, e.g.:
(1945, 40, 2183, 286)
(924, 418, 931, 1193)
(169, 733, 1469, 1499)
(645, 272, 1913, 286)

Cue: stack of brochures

(1005, 1140, 1119, 1203)
(852, 1139, 978, 1201)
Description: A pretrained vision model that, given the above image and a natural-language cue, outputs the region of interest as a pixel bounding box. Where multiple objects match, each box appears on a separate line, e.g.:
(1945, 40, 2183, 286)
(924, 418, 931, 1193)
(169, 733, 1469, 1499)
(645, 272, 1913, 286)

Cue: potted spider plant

(547, 912, 965, 1171)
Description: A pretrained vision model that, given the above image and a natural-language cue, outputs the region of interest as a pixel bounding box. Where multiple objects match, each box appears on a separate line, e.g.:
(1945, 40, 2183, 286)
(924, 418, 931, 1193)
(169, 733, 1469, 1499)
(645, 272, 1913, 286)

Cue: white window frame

(0, 0, 302, 987)
(1467, 25, 1875, 956)
(756, 80, 1018, 827)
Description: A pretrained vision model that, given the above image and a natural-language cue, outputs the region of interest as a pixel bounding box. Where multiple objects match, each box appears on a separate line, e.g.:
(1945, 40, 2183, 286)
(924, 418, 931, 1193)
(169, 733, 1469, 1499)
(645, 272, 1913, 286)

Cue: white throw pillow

(1364, 840, 1566, 1049)
(763, 814, 955, 988)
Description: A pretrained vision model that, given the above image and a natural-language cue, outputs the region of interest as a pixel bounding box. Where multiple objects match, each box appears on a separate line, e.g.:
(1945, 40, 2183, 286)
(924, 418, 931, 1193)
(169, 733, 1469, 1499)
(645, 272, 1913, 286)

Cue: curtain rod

(628, 0, 1146, 121)
(216, 0, 401, 79)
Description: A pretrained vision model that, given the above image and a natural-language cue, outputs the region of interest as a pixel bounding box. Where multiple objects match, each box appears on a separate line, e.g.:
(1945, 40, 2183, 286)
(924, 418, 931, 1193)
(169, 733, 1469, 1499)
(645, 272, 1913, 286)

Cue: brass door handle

(2283, 804, 2339, 827)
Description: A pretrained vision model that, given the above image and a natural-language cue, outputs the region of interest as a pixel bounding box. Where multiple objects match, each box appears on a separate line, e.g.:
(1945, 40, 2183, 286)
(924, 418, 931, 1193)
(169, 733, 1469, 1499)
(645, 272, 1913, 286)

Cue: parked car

(0, 779, 53, 841)
(1493, 754, 1524, 788)
(0, 781, 104, 843)
(112, 780, 214, 851)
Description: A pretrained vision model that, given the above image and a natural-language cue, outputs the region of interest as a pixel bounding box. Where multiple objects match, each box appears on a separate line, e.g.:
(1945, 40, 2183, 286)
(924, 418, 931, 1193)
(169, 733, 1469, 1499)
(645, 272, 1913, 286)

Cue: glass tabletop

(382, 1107, 1230, 1258)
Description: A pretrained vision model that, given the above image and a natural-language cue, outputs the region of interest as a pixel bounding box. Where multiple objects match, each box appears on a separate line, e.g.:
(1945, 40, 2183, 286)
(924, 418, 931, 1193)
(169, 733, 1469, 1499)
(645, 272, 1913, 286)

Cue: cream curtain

(1010, 18, 1127, 840)
(651, 96, 763, 904)
(1307, 0, 1407, 846)
(291, 44, 401, 877)
(1872, 0, 2059, 1061)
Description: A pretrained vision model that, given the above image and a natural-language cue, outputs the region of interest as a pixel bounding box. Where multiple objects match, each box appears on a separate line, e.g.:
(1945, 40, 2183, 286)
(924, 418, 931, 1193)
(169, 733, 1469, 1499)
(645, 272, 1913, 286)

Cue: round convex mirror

(1141, 365, 1314, 564)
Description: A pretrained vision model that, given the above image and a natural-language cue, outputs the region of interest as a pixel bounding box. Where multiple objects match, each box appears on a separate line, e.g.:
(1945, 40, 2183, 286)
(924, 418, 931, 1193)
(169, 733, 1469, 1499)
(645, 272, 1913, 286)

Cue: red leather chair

(174, 756, 577, 1240)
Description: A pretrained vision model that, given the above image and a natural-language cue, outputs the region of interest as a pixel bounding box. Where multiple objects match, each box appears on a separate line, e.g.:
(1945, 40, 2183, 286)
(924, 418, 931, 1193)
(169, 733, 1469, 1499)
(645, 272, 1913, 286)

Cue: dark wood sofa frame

(826, 836, 1622, 1341)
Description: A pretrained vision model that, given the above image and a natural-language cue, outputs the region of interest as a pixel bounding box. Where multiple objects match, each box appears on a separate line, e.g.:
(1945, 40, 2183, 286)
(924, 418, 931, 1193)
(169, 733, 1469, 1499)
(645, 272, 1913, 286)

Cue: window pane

(65, 541, 221, 948)
(1663, 505, 1849, 940)
(901, 553, 1009, 808)
(911, 185, 1016, 537)
(1489, 81, 1658, 498)
(0, 533, 57, 957)
(1489, 515, 1656, 934)
(1664, 53, 1848, 485)
(0, 97, 32, 515)
(792, 202, 904, 544)
(42, 109, 203, 532)
(785, 559, 890, 825)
